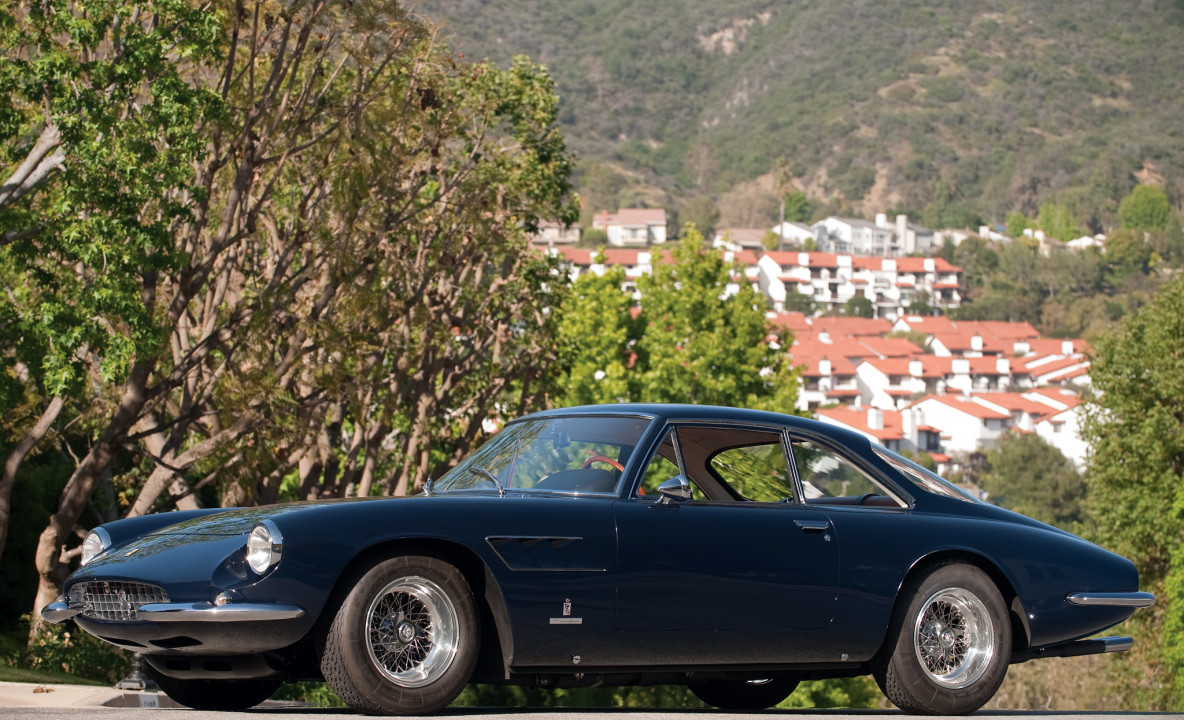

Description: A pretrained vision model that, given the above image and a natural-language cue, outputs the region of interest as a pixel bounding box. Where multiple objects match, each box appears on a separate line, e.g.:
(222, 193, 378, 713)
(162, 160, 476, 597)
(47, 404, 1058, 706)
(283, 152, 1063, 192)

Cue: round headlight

(246, 520, 283, 575)
(80, 527, 111, 566)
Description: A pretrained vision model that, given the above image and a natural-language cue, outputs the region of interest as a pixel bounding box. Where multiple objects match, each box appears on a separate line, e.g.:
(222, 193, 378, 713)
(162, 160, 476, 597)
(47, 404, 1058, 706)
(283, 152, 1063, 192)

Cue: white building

(593, 208, 668, 246)
(757, 252, 962, 318)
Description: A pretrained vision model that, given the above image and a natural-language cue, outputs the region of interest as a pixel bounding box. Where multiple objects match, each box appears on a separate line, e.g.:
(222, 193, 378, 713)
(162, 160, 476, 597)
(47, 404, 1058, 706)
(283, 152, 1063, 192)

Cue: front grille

(69, 581, 170, 622)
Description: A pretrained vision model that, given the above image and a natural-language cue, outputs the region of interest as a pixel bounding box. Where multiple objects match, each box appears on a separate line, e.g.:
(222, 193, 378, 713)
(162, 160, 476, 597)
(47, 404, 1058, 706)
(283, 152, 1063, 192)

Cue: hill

(430, 0, 1184, 231)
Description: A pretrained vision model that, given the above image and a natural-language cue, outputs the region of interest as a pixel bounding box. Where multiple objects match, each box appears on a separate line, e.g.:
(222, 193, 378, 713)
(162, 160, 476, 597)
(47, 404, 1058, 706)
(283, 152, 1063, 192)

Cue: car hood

(150, 497, 385, 536)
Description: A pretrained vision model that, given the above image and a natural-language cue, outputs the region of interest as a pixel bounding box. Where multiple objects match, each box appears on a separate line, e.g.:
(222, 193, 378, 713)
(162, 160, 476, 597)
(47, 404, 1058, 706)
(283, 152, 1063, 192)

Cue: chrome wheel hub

(365, 576, 459, 688)
(913, 587, 994, 688)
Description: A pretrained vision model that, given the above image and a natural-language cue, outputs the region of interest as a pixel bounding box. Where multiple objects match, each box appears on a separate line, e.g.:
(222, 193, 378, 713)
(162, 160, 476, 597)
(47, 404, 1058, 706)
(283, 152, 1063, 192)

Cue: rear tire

(873, 563, 1010, 715)
(690, 676, 799, 710)
(151, 672, 282, 710)
(320, 554, 479, 715)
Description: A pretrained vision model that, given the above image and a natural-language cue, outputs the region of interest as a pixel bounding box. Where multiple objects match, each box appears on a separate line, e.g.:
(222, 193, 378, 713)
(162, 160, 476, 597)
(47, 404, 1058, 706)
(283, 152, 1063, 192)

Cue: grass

(0, 665, 108, 686)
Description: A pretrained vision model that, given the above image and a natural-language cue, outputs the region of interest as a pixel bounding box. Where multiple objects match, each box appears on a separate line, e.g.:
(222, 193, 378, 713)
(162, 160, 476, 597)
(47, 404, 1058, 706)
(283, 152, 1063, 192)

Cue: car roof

(520, 403, 863, 441)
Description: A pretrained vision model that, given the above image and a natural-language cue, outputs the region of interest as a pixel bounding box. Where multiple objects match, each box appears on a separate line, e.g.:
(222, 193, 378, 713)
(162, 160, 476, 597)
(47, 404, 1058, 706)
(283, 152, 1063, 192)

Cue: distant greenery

(436, 1, 1184, 227)
(979, 434, 1086, 529)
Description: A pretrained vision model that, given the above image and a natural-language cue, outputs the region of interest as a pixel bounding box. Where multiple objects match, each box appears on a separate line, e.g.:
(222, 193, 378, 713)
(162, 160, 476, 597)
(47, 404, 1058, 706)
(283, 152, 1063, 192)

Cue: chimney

(876, 213, 889, 228)
(924, 258, 935, 272)
(868, 408, 884, 430)
(1013, 340, 1030, 355)
(903, 408, 917, 443)
(798, 251, 810, 266)
(1062, 340, 1073, 355)
(996, 357, 1010, 374)
(971, 334, 983, 352)
(909, 359, 923, 377)
(818, 358, 832, 376)
(952, 358, 970, 375)
(897, 214, 909, 253)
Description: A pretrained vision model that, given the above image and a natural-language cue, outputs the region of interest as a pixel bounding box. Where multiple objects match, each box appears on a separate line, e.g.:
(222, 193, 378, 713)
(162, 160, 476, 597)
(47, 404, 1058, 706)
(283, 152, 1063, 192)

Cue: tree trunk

(29, 364, 151, 644)
(0, 396, 65, 561)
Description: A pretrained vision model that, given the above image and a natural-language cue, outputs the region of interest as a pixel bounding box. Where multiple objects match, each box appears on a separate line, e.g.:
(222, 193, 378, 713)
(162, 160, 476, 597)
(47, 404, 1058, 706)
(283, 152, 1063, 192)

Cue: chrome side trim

(137, 602, 306, 622)
(41, 600, 82, 624)
(1066, 591, 1156, 608)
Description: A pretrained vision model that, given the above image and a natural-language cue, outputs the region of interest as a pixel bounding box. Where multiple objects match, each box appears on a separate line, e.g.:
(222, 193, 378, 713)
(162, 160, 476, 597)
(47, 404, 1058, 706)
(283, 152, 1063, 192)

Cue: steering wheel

(582, 454, 625, 471)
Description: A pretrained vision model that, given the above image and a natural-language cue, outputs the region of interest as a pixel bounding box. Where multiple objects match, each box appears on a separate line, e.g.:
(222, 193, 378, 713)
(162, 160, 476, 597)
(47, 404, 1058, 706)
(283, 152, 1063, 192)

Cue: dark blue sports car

(43, 404, 1153, 714)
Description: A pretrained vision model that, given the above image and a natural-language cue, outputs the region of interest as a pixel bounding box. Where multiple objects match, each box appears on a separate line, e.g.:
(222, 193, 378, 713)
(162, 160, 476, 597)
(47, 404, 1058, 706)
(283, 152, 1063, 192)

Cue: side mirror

(657, 475, 692, 505)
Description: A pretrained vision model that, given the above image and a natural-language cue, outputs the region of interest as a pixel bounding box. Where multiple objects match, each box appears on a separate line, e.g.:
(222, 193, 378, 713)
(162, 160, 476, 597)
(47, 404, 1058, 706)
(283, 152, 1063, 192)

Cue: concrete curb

(0, 680, 302, 709)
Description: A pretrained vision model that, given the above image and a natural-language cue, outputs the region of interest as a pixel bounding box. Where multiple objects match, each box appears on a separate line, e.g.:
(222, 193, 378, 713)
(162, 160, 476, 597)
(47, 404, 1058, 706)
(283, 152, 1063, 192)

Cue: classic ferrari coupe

(43, 404, 1152, 714)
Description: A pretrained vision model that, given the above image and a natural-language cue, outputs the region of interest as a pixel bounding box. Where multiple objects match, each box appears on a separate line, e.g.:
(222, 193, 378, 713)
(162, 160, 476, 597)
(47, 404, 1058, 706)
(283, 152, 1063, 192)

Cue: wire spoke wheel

(365, 576, 459, 688)
(912, 587, 994, 689)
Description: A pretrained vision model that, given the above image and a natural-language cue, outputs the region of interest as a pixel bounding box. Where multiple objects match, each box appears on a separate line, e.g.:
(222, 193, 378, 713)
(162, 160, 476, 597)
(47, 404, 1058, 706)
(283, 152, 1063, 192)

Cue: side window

(709, 440, 796, 503)
(636, 429, 705, 500)
(792, 437, 902, 506)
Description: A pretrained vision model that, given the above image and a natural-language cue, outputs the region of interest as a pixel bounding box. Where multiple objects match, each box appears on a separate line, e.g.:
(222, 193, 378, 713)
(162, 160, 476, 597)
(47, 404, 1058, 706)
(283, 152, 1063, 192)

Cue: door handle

(794, 519, 830, 533)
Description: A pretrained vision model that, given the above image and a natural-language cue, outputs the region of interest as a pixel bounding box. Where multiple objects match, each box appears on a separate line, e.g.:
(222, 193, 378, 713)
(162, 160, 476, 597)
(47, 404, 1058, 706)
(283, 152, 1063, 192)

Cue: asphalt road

(3, 709, 1181, 720)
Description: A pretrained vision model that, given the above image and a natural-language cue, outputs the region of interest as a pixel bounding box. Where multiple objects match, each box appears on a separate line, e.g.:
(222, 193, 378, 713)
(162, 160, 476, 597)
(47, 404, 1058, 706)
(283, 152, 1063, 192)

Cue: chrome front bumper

(42, 598, 305, 624)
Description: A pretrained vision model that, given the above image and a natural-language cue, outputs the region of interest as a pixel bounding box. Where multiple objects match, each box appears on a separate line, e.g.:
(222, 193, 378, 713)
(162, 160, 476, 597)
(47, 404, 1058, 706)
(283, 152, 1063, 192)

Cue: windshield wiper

(467, 467, 506, 497)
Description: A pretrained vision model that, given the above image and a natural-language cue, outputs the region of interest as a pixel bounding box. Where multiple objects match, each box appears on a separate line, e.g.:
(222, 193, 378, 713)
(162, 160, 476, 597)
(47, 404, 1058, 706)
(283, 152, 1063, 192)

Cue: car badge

(550, 597, 581, 625)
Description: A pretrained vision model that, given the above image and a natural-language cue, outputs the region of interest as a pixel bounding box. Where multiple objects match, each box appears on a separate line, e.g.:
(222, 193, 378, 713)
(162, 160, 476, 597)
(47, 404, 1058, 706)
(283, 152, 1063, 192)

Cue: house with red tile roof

(904, 394, 1012, 453)
(815, 405, 947, 461)
(592, 208, 668, 246)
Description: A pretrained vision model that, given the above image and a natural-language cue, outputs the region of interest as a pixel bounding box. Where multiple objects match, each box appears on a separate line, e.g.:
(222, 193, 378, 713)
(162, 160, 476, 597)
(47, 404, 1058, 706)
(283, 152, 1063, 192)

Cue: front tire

(690, 677, 799, 710)
(873, 563, 1011, 715)
(320, 554, 479, 715)
(151, 673, 282, 710)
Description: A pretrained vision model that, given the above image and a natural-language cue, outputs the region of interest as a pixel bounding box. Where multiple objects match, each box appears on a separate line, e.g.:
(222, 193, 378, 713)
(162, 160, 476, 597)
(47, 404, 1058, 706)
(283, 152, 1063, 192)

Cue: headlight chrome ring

(80, 527, 112, 566)
(246, 519, 283, 575)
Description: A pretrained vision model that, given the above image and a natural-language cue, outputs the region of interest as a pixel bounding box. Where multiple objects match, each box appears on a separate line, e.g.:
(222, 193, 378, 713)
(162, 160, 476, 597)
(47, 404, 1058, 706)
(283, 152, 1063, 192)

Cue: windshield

(433, 415, 654, 495)
(874, 447, 983, 504)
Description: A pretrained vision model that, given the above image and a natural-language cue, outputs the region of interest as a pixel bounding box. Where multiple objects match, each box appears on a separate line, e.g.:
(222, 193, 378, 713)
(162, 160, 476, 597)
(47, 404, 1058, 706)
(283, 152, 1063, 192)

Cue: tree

(978, 433, 1085, 528)
(1119, 184, 1173, 231)
(680, 196, 720, 238)
(2, 1, 578, 636)
(1, 0, 224, 566)
(783, 190, 813, 223)
(1036, 201, 1079, 242)
(843, 295, 875, 318)
(1082, 276, 1184, 694)
(557, 229, 800, 413)
(1083, 276, 1184, 579)
(555, 261, 639, 406)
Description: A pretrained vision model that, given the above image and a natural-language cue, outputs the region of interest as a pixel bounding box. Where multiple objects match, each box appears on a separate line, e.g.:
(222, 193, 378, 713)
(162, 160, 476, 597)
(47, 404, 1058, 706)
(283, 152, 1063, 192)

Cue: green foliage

(1007, 211, 1032, 241)
(1037, 202, 1080, 242)
(25, 619, 130, 683)
(780, 677, 881, 709)
(557, 228, 800, 413)
(437, 0, 1184, 223)
(843, 295, 875, 318)
(1119, 185, 1173, 230)
(783, 190, 813, 223)
(272, 681, 347, 707)
(1083, 275, 1184, 581)
(680, 196, 721, 237)
(556, 261, 640, 406)
(0, 0, 224, 399)
(979, 433, 1085, 528)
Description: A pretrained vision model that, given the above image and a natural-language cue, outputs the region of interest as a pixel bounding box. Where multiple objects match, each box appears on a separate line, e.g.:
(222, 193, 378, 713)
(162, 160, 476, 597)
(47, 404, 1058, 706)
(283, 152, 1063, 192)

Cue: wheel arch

(319, 537, 514, 682)
(880, 549, 1031, 658)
